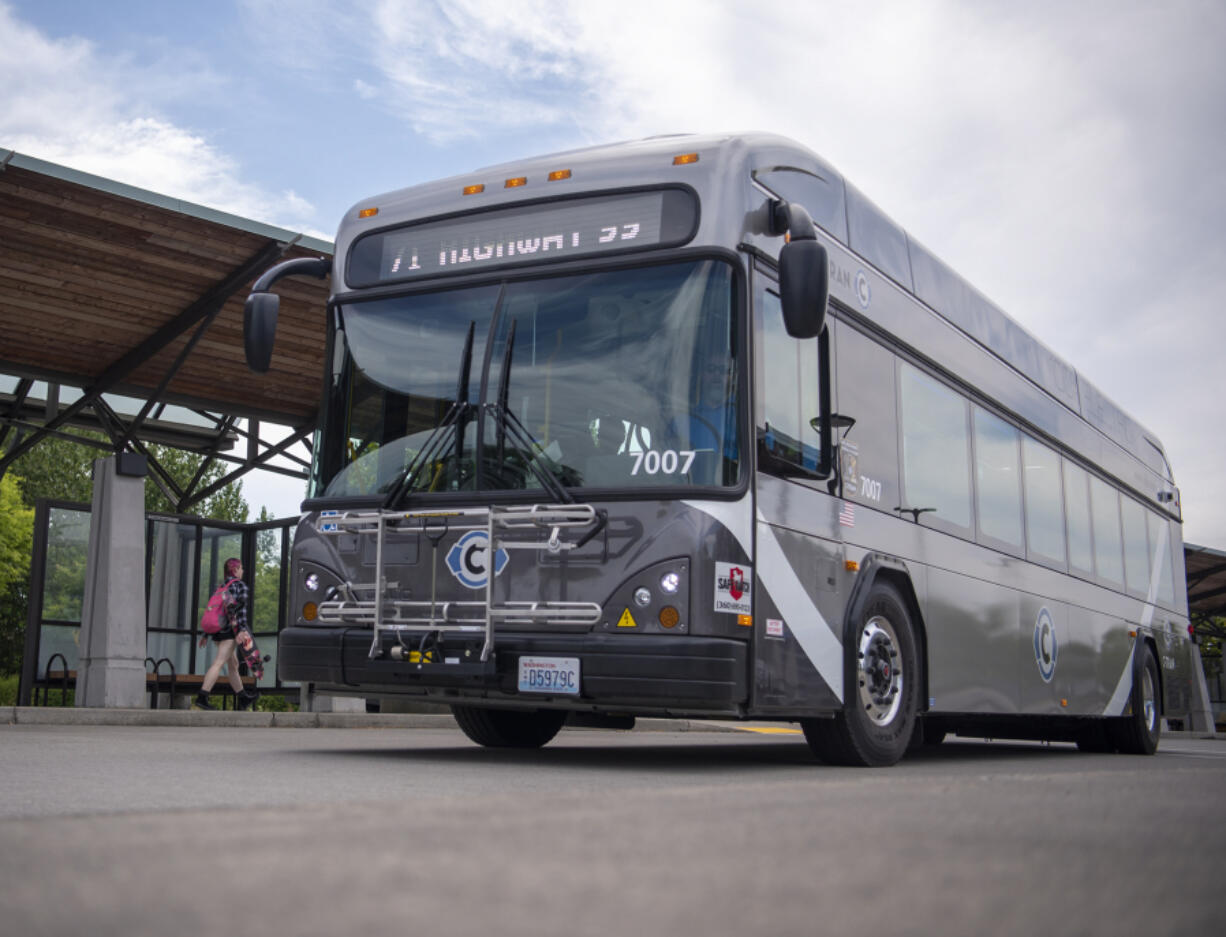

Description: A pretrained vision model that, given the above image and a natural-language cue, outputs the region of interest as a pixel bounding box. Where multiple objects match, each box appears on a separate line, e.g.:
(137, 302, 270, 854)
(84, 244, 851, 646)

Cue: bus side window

(1063, 461, 1094, 577)
(1146, 510, 1177, 608)
(834, 323, 898, 508)
(1089, 476, 1125, 588)
(972, 406, 1023, 552)
(898, 363, 971, 532)
(757, 284, 820, 473)
(1120, 496, 1152, 599)
(1022, 436, 1066, 567)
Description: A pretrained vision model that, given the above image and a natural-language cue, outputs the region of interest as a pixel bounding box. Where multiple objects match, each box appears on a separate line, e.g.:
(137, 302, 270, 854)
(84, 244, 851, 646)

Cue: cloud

(0, 2, 322, 236)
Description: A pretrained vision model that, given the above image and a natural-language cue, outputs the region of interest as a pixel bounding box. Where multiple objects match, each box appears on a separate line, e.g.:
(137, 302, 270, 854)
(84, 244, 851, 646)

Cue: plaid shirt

(224, 578, 250, 632)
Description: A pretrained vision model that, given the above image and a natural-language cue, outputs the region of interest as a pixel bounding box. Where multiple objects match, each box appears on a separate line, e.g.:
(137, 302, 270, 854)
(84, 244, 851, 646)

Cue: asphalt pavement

(1, 710, 1223, 937)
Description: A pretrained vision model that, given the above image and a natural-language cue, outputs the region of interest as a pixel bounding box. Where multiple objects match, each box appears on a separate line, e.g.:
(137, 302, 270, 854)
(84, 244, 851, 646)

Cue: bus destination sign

(348, 188, 697, 286)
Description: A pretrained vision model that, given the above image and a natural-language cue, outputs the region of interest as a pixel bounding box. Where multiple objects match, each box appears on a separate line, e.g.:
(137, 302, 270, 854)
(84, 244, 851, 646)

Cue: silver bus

(244, 133, 1191, 766)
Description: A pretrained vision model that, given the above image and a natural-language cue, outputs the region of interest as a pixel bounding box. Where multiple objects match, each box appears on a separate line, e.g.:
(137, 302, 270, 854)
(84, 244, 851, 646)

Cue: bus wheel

(451, 705, 568, 749)
(1106, 644, 1162, 755)
(802, 582, 919, 767)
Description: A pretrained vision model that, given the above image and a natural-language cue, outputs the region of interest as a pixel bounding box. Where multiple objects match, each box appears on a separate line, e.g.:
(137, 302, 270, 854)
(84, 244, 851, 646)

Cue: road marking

(732, 726, 804, 735)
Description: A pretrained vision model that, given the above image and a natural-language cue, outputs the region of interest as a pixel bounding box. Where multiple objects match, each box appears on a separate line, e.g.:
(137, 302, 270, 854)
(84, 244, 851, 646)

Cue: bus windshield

(319, 258, 740, 499)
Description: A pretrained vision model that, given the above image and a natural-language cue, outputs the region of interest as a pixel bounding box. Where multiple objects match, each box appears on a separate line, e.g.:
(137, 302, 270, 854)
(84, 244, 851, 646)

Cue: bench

(32, 655, 258, 710)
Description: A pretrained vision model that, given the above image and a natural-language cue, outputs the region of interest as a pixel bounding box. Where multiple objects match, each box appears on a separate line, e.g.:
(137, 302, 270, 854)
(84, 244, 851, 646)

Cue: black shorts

(210, 629, 237, 644)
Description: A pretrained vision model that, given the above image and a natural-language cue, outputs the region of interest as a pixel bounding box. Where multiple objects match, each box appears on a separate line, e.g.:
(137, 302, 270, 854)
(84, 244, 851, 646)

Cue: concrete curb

(1, 706, 727, 733)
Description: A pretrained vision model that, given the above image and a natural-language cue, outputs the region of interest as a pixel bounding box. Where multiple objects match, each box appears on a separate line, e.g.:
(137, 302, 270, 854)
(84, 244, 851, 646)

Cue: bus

(243, 133, 1192, 766)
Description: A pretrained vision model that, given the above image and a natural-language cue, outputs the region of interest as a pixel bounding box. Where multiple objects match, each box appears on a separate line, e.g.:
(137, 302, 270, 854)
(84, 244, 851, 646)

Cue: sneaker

(192, 692, 218, 711)
(237, 689, 260, 712)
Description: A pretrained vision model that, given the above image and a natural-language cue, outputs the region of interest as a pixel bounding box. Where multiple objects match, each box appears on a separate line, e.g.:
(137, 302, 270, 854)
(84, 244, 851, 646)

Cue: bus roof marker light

(358, 207, 379, 219)
(462, 184, 485, 196)
(547, 169, 572, 181)
(505, 177, 527, 188)
(673, 153, 699, 165)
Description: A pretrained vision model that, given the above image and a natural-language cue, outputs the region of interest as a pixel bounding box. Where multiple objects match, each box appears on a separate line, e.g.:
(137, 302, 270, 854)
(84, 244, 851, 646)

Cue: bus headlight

(659, 572, 680, 594)
(634, 587, 652, 607)
(304, 573, 320, 592)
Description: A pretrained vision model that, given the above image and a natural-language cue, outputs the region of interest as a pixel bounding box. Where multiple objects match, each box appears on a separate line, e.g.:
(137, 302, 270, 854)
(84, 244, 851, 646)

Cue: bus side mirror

(771, 199, 828, 339)
(779, 238, 829, 339)
(244, 291, 280, 373)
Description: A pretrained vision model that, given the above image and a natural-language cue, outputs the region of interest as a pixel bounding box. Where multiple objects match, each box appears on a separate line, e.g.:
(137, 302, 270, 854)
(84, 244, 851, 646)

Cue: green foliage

(0, 672, 17, 706)
(0, 475, 35, 595)
(255, 693, 296, 712)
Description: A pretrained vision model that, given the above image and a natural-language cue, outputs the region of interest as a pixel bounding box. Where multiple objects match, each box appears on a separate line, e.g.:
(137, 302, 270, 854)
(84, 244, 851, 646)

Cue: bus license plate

(517, 656, 580, 695)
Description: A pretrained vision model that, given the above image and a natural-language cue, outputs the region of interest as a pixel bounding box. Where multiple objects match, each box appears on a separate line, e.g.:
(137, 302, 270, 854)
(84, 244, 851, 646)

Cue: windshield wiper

(383, 321, 476, 507)
(485, 317, 574, 505)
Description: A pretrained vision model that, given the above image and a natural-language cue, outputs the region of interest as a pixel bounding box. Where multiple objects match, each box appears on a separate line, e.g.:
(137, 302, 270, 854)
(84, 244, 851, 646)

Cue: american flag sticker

(839, 501, 856, 527)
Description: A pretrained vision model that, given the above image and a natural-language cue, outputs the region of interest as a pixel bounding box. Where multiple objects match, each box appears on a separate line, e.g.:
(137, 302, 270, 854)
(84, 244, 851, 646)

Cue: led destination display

(348, 188, 697, 286)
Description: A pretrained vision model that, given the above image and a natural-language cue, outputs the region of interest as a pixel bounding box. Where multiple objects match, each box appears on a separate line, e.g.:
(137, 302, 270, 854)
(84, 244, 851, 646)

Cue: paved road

(1, 723, 1224, 936)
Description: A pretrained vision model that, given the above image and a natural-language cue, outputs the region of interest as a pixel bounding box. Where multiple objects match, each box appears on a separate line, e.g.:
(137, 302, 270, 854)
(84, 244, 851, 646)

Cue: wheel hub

(858, 616, 903, 726)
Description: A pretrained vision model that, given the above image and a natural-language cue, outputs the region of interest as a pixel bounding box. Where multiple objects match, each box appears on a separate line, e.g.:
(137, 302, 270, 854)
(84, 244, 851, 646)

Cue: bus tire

(451, 705, 568, 749)
(1106, 644, 1161, 755)
(802, 582, 919, 767)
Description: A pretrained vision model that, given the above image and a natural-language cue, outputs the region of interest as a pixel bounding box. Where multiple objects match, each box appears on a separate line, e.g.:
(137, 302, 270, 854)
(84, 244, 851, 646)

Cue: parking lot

(1, 717, 1224, 937)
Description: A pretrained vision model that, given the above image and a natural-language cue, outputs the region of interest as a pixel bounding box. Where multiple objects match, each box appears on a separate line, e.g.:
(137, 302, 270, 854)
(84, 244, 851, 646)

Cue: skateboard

(234, 625, 270, 681)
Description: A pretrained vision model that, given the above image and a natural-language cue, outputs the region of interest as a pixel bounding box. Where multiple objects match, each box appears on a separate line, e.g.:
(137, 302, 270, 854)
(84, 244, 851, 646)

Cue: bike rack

(314, 503, 604, 662)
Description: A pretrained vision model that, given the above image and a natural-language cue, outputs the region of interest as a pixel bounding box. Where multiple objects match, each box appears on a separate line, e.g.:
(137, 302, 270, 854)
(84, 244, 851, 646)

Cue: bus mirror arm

(771, 200, 829, 339)
(243, 256, 332, 373)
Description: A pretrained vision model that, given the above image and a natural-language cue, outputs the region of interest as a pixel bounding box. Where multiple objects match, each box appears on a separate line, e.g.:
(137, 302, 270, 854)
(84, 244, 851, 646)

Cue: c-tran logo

(855, 270, 872, 309)
(445, 531, 509, 589)
(1034, 607, 1058, 683)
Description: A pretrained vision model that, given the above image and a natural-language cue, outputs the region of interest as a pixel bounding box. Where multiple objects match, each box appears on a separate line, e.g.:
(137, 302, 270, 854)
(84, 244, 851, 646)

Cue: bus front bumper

(277, 625, 749, 714)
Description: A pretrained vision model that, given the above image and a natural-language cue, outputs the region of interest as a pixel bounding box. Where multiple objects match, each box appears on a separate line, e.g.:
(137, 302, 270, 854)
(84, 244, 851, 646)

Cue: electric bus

(243, 133, 1191, 765)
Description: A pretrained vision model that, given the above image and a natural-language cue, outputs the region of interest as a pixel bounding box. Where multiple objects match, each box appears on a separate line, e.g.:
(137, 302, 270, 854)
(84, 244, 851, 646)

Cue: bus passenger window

(1090, 476, 1124, 587)
(1022, 437, 1066, 566)
(899, 364, 971, 530)
(1121, 496, 1151, 597)
(1063, 461, 1094, 576)
(1147, 510, 1177, 608)
(973, 407, 1022, 550)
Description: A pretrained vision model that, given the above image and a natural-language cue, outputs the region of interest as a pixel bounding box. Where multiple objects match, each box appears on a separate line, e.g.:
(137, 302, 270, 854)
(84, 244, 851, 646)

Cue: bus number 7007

(630, 449, 697, 476)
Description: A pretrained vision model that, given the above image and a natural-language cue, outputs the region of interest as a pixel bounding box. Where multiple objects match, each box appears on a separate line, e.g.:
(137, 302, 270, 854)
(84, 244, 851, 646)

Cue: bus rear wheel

(1106, 644, 1162, 755)
(802, 582, 919, 767)
(451, 705, 568, 749)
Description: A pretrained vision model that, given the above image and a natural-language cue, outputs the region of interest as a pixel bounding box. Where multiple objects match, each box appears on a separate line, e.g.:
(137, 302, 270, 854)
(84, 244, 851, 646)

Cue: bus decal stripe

(1104, 642, 1136, 717)
(755, 514, 844, 702)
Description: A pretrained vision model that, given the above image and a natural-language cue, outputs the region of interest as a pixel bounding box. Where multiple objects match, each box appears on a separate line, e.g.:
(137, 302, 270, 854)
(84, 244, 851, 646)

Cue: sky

(1, 0, 1224, 546)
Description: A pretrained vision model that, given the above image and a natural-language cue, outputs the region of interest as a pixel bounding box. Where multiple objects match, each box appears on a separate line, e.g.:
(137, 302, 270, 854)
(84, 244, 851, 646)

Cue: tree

(0, 476, 35, 674)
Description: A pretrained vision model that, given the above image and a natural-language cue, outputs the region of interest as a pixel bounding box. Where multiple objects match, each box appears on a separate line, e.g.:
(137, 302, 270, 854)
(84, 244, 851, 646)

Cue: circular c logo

(445, 531, 509, 589)
(855, 270, 872, 309)
(1034, 607, 1058, 683)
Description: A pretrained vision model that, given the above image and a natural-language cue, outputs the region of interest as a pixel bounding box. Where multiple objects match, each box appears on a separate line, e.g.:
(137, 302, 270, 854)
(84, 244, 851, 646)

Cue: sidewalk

(0, 706, 723, 732)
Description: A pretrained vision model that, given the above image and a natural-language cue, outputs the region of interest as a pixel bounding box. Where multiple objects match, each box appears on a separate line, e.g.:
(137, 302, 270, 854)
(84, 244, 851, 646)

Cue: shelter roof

(1186, 543, 1226, 622)
(0, 148, 332, 428)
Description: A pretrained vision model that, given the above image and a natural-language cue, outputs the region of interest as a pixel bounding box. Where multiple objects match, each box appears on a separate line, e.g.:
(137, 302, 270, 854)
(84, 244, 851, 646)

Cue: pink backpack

(200, 579, 237, 634)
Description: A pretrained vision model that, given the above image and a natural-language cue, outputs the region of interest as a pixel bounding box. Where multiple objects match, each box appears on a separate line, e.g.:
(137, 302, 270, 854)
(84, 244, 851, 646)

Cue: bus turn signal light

(845, 560, 860, 572)
(358, 207, 379, 218)
(462, 184, 485, 196)
(302, 602, 318, 621)
(737, 614, 752, 627)
(659, 606, 680, 629)
(505, 177, 527, 188)
(547, 169, 572, 181)
(673, 153, 699, 165)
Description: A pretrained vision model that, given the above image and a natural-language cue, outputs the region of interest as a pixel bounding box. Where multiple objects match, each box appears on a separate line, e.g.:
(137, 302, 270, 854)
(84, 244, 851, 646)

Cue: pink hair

(224, 557, 242, 579)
